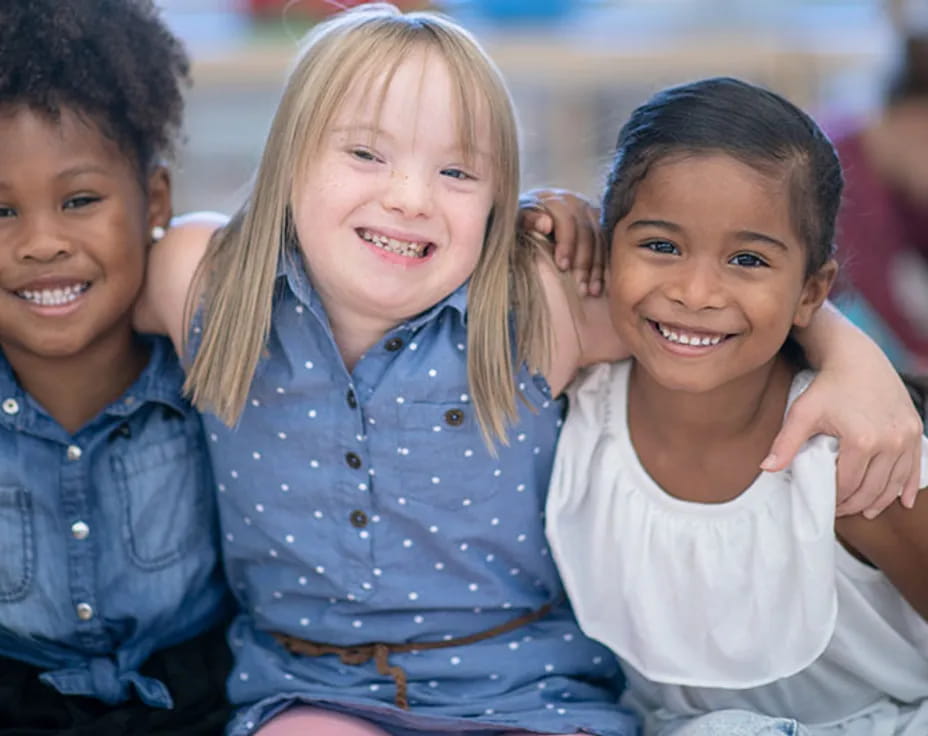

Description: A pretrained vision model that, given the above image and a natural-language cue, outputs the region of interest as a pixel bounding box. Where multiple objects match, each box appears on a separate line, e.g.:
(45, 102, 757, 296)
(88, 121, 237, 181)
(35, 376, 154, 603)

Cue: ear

(145, 166, 172, 237)
(793, 258, 838, 328)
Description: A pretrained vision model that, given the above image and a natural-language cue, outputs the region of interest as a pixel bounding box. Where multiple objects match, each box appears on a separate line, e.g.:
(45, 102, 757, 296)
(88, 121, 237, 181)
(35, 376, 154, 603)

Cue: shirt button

(2, 398, 19, 415)
(444, 408, 465, 426)
(71, 521, 90, 540)
(346, 389, 358, 409)
(349, 510, 368, 528)
(75, 602, 94, 621)
(385, 337, 404, 352)
(66, 445, 82, 462)
(345, 452, 362, 469)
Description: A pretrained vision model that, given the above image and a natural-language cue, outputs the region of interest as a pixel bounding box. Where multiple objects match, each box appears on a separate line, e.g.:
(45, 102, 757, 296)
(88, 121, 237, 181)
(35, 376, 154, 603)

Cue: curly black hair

(0, 0, 191, 173)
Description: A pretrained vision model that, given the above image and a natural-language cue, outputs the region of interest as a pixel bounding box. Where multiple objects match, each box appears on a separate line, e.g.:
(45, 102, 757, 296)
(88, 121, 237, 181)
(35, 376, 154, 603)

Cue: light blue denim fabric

(654, 710, 808, 736)
(0, 336, 230, 708)
(196, 247, 637, 736)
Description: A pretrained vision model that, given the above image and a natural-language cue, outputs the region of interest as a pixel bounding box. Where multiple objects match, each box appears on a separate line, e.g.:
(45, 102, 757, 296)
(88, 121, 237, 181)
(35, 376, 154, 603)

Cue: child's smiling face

(290, 47, 495, 336)
(0, 105, 168, 365)
(608, 152, 834, 394)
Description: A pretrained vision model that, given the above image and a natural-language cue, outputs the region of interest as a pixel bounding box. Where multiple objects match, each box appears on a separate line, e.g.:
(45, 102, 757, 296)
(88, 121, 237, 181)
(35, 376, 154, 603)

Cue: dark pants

(0, 621, 233, 736)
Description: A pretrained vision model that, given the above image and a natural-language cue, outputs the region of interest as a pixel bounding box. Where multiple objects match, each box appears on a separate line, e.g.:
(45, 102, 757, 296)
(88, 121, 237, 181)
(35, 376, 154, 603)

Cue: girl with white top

(546, 76, 928, 736)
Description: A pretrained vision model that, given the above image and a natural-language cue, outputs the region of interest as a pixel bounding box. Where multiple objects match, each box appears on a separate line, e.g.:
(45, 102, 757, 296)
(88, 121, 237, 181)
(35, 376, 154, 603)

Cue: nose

(381, 166, 433, 218)
(14, 216, 73, 263)
(663, 257, 726, 311)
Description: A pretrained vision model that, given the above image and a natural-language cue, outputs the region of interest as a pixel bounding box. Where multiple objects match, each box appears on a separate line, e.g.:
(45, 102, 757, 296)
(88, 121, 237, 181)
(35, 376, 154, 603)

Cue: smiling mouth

(358, 228, 434, 258)
(15, 282, 91, 307)
(651, 320, 731, 347)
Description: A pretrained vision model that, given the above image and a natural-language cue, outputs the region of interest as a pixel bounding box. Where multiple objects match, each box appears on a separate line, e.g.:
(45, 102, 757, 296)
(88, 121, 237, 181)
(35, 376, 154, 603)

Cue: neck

(3, 324, 149, 435)
(627, 356, 795, 503)
(328, 311, 399, 371)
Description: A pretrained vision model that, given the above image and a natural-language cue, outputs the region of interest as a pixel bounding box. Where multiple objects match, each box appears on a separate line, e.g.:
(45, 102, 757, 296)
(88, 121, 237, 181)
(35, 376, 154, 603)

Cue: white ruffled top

(546, 360, 839, 688)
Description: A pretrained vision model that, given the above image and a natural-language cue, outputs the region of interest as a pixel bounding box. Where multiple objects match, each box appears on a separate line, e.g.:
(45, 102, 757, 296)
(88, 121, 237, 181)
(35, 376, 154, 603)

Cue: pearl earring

(150, 225, 166, 242)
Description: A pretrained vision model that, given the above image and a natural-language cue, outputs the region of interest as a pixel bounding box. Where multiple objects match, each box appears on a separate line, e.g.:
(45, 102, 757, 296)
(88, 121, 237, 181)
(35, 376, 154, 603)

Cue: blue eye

(642, 240, 679, 255)
(350, 148, 380, 162)
(440, 168, 473, 181)
(729, 252, 768, 268)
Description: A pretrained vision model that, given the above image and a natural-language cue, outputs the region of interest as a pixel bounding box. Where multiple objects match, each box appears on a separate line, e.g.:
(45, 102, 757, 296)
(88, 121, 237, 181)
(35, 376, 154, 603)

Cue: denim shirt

(0, 336, 229, 708)
(200, 249, 635, 736)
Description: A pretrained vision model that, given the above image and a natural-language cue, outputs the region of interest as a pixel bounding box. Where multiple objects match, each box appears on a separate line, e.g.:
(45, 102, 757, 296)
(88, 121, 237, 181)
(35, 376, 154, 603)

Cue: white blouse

(546, 360, 928, 731)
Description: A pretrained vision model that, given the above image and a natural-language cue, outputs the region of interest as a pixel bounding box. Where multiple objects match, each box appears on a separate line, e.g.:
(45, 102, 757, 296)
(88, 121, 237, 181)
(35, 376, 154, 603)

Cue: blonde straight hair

(184, 3, 552, 448)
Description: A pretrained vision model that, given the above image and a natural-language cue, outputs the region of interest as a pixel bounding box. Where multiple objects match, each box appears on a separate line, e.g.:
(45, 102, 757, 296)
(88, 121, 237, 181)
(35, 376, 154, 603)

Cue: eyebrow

(330, 124, 493, 162)
(0, 164, 112, 191)
(626, 219, 789, 251)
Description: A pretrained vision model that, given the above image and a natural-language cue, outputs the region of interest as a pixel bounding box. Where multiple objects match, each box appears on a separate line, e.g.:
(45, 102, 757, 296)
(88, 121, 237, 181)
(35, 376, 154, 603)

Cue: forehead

(630, 153, 794, 236)
(0, 105, 132, 177)
(330, 48, 492, 158)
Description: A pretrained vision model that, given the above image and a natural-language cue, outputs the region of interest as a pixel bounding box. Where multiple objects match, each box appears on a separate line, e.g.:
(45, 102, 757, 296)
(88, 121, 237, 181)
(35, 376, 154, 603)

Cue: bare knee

(255, 706, 393, 736)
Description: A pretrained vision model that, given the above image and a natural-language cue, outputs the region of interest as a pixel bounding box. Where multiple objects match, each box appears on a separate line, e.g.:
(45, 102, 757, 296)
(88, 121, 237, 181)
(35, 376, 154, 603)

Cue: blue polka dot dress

(197, 250, 637, 736)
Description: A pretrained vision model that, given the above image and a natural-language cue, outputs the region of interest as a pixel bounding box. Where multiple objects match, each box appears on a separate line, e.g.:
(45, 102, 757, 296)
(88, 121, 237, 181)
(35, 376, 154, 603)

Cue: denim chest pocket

(395, 401, 503, 509)
(110, 422, 210, 570)
(0, 487, 34, 601)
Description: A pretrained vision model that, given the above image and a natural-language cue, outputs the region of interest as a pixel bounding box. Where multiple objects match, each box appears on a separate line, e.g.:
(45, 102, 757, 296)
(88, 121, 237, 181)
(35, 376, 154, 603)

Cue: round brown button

(385, 337, 404, 351)
(346, 389, 358, 409)
(345, 452, 362, 469)
(349, 510, 368, 528)
(444, 408, 465, 426)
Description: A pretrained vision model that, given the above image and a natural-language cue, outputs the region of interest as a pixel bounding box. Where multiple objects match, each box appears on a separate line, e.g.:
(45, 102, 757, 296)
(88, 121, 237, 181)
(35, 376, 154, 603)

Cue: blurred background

(158, 0, 928, 371)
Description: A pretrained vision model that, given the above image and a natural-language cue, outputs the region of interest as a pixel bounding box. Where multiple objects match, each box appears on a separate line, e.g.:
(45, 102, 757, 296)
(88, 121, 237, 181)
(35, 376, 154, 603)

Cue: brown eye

(63, 195, 100, 210)
(729, 252, 768, 268)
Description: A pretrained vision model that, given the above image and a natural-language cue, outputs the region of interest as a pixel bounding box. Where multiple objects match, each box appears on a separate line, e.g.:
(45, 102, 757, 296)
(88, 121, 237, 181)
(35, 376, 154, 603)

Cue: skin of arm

(134, 213, 227, 354)
(785, 301, 924, 515)
(836, 485, 928, 620)
(537, 255, 628, 398)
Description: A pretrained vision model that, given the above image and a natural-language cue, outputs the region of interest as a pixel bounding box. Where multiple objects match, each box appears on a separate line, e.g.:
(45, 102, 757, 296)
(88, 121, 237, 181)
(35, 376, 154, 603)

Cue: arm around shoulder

(134, 212, 228, 355)
(537, 254, 629, 397)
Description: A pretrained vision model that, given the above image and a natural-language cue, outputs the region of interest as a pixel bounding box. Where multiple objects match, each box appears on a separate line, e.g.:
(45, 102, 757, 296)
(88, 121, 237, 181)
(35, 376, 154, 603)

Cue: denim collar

(0, 335, 188, 432)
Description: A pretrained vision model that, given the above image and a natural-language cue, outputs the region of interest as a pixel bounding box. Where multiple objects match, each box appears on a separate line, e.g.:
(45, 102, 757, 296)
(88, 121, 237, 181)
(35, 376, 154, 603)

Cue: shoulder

(557, 361, 630, 458)
(135, 212, 229, 355)
(536, 256, 629, 396)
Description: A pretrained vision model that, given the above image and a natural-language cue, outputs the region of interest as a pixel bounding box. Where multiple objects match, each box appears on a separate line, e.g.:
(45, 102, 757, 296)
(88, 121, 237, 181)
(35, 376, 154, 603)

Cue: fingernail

(578, 281, 588, 296)
(558, 258, 569, 270)
(863, 509, 878, 520)
(759, 454, 777, 471)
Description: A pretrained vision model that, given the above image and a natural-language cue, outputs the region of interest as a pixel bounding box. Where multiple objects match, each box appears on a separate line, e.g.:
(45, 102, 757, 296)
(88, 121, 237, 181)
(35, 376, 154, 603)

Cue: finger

(861, 451, 911, 518)
(899, 435, 922, 509)
(518, 208, 553, 237)
(570, 214, 595, 295)
(833, 444, 869, 507)
(761, 401, 817, 471)
(836, 453, 893, 517)
(546, 201, 578, 271)
(588, 209, 606, 297)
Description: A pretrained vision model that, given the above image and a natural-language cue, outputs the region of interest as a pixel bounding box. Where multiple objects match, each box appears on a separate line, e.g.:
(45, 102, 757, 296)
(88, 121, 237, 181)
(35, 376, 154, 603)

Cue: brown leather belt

(273, 596, 564, 709)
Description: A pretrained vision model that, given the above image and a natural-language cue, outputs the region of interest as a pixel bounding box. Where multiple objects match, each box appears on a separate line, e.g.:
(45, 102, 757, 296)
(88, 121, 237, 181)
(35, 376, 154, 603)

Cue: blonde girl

(137, 5, 922, 735)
